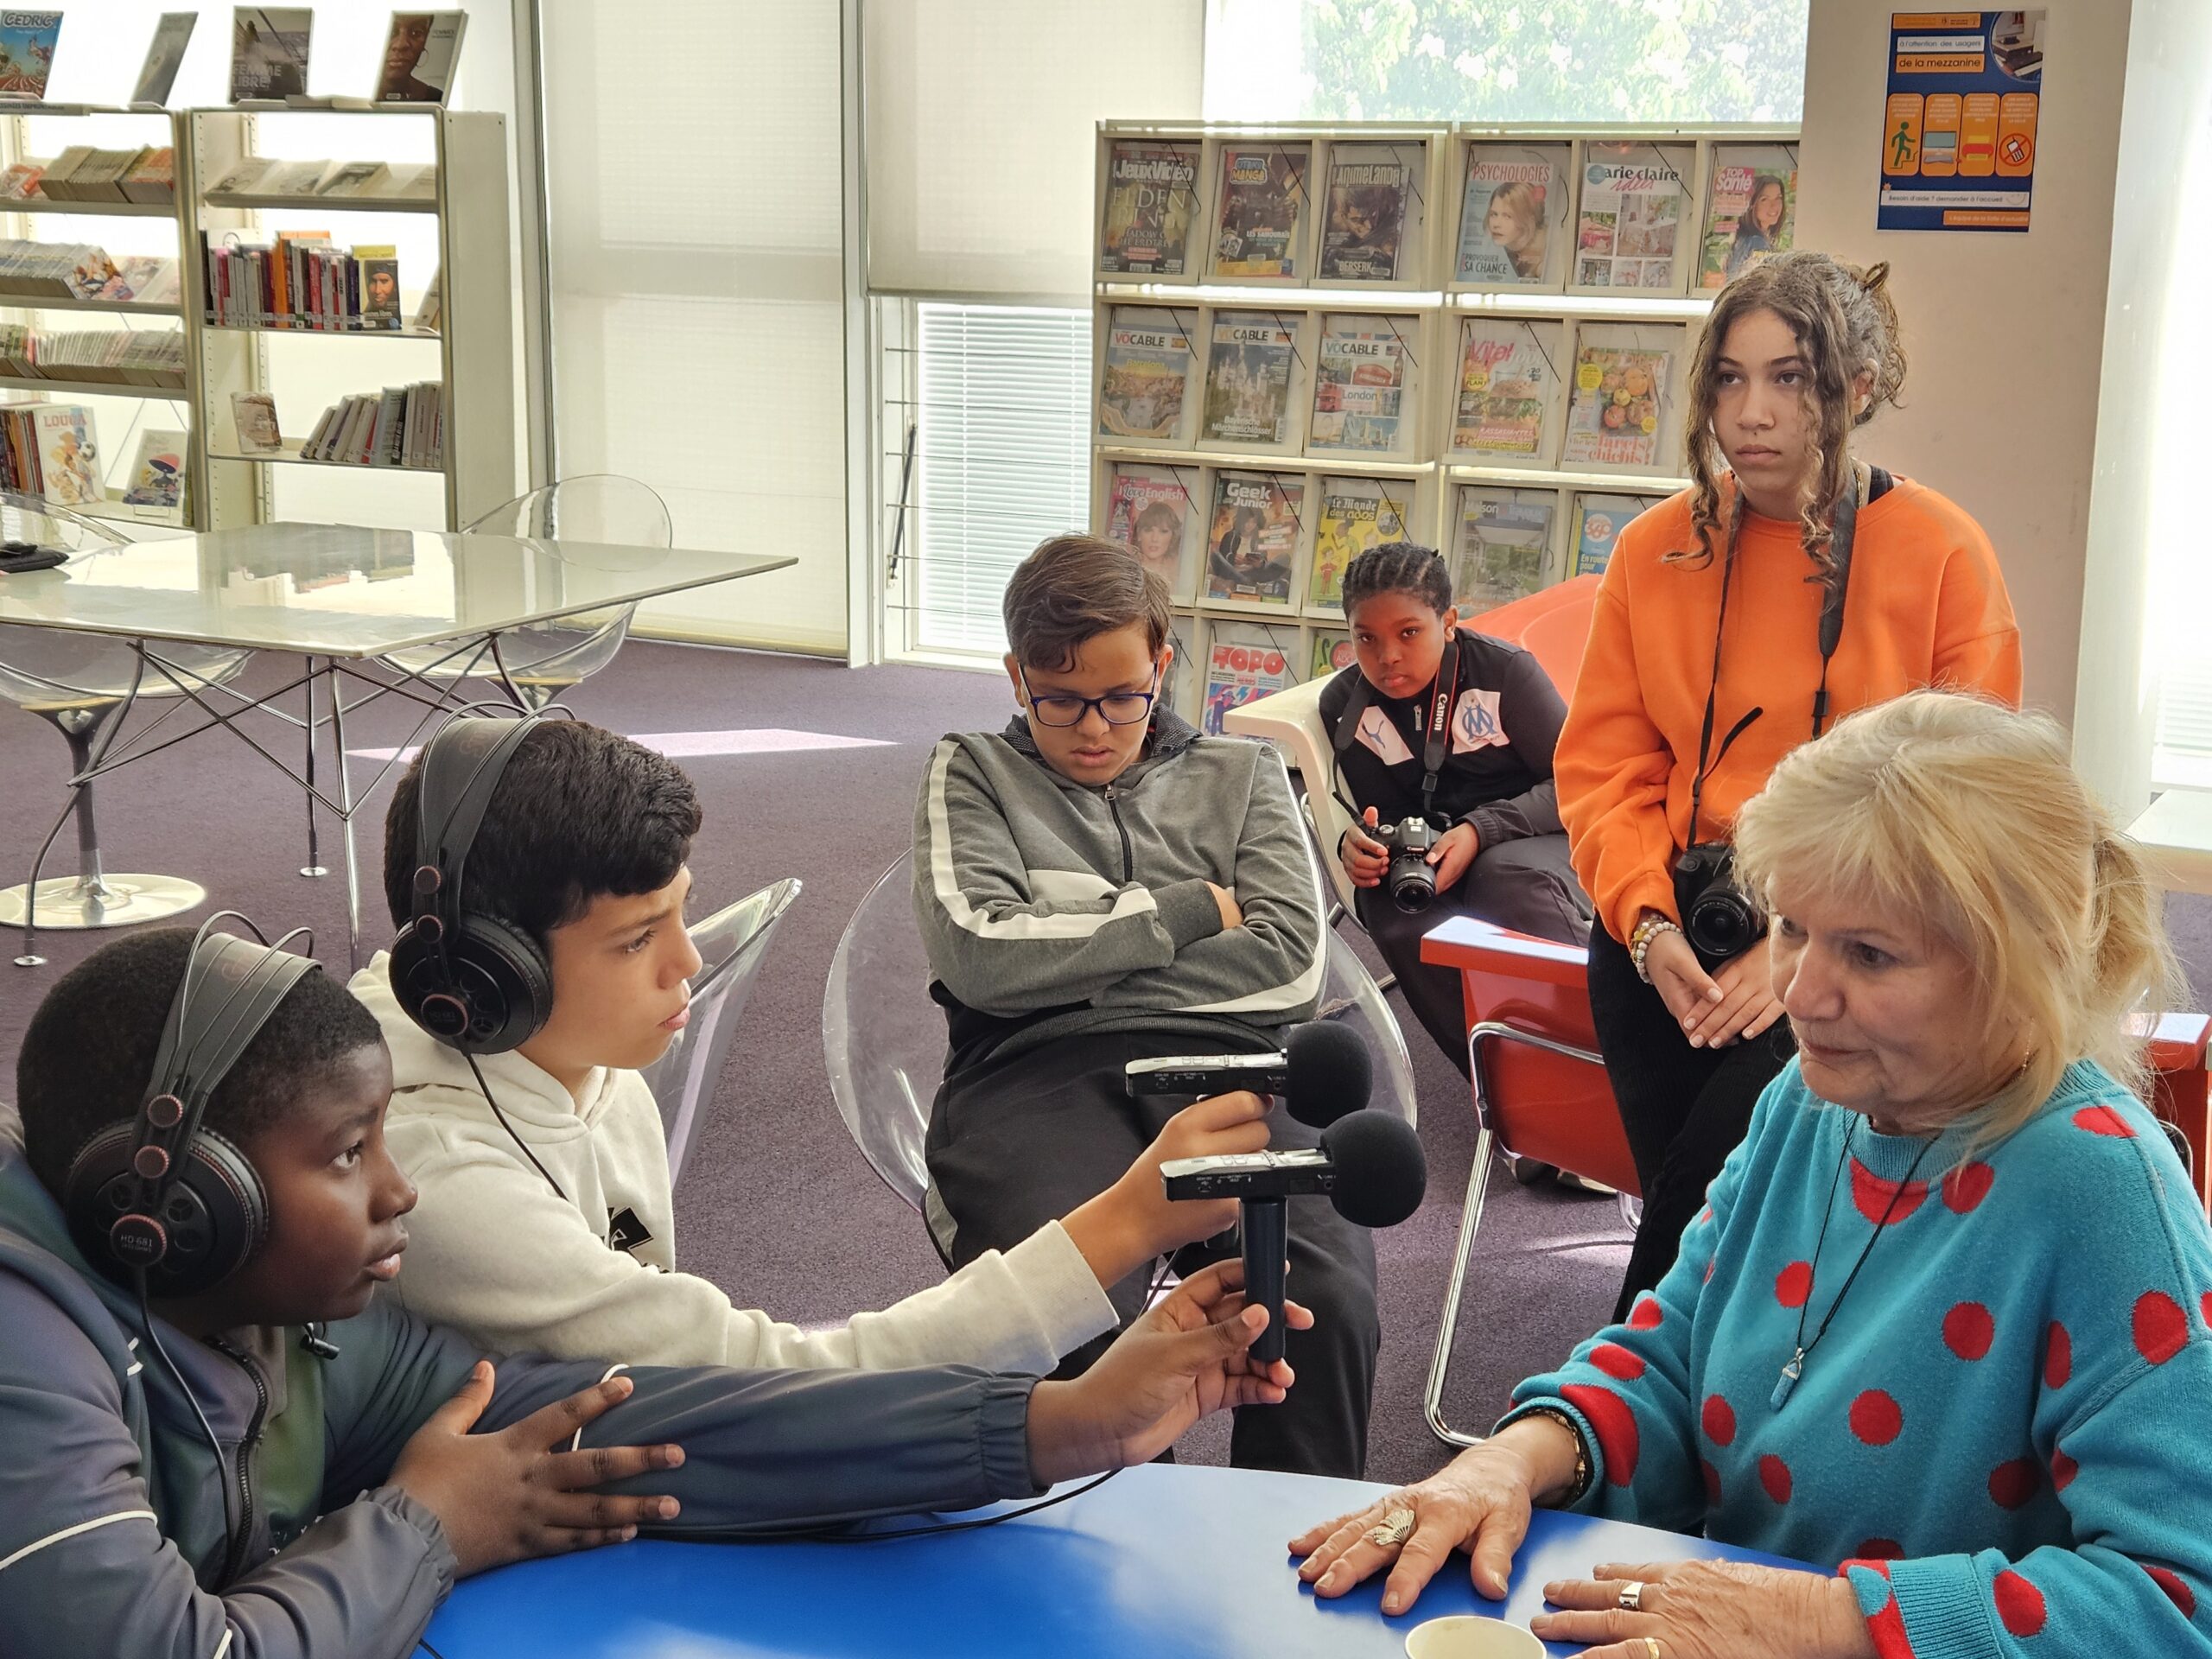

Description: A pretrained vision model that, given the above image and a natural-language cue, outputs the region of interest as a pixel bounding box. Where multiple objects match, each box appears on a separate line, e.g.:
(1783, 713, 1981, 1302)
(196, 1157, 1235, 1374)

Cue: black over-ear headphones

(387, 708, 568, 1054)
(63, 916, 319, 1299)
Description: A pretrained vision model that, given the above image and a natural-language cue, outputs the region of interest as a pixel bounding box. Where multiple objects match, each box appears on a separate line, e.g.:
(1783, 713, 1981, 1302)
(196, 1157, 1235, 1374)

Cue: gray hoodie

(913, 709, 1325, 1064)
(0, 1153, 1041, 1658)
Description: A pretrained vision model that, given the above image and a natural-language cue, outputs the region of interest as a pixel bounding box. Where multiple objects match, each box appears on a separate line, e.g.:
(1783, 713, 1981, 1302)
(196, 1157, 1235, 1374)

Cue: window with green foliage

(1205, 0, 1810, 124)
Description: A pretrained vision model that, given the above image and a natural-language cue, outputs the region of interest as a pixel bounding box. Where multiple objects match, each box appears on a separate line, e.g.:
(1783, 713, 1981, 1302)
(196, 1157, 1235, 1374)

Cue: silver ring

(1617, 1580, 1646, 1612)
(1365, 1506, 1415, 1548)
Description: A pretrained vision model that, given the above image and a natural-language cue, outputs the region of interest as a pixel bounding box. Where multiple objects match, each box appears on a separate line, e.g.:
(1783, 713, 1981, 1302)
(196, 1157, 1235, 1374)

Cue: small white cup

(1403, 1614, 1548, 1659)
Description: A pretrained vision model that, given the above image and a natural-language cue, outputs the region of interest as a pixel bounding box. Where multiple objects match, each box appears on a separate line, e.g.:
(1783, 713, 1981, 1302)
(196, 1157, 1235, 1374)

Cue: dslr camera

(1367, 817, 1441, 915)
(1672, 841, 1766, 970)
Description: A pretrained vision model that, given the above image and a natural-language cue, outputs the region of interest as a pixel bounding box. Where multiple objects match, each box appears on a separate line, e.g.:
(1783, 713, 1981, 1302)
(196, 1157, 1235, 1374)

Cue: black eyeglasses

(1020, 666, 1161, 728)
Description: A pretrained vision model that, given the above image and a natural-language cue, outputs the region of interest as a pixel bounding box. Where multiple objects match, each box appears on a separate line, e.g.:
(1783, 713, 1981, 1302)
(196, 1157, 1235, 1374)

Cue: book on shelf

(1449, 485, 1556, 613)
(39, 147, 156, 204)
(1098, 138, 1198, 277)
(319, 160, 391, 197)
(1318, 142, 1414, 283)
(120, 148, 176, 205)
(1200, 312, 1298, 448)
(0, 11, 61, 103)
(1698, 143, 1797, 290)
(1455, 142, 1569, 287)
(378, 10, 468, 105)
(131, 12, 197, 107)
(388, 162, 438, 200)
(1203, 469, 1303, 608)
(1311, 630, 1355, 681)
(299, 380, 442, 467)
(120, 427, 188, 512)
(1203, 621, 1300, 736)
(1574, 141, 1692, 291)
(262, 157, 334, 196)
(31, 403, 97, 505)
(232, 391, 281, 451)
(1211, 143, 1309, 282)
(1309, 313, 1412, 455)
(359, 246, 400, 323)
(1307, 476, 1413, 613)
(1560, 327, 1676, 471)
(0, 161, 39, 199)
(1103, 460, 1200, 603)
(232, 8, 313, 104)
(0, 326, 187, 386)
(208, 156, 274, 196)
(1570, 491, 1658, 578)
(1450, 316, 1563, 461)
(204, 233, 406, 331)
(1097, 303, 1194, 442)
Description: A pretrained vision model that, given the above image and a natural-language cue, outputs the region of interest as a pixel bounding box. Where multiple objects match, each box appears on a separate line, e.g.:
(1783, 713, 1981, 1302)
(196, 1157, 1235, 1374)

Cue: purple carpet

(3, 639, 2206, 1490)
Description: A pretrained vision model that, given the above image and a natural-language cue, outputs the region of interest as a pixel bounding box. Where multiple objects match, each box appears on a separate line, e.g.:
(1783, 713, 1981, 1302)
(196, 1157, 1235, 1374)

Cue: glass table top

(0, 523, 796, 657)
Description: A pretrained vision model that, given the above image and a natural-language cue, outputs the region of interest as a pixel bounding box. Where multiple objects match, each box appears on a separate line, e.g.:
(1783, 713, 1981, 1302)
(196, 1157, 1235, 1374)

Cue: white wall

(1794, 0, 2135, 725)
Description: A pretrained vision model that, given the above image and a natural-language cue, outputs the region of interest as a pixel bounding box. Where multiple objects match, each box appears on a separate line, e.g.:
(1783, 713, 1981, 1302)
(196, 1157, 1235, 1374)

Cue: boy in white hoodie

(352, 716, 1273, 1375)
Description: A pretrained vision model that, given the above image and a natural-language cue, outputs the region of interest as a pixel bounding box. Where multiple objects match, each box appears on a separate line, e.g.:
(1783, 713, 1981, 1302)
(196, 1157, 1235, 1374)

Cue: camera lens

(1389, 859, 1435, 914)
(1688, 888, 1759, 958)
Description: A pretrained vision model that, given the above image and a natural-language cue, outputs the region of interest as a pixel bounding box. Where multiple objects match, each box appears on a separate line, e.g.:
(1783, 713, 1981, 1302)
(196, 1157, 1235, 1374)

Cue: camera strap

(1328, 628, 1464, 830)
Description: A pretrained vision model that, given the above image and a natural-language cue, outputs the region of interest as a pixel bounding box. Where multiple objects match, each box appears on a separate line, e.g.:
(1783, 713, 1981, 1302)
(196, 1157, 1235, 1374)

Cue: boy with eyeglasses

(913, 533, 1381, 1479)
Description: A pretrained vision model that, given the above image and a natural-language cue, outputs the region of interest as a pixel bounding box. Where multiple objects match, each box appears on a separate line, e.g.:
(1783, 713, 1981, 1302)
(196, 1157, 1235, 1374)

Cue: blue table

(420, 1462, 1804, 1658)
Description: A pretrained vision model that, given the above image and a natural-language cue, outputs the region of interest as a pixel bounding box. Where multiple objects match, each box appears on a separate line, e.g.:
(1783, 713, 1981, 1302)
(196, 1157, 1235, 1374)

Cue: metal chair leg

(1422, 1124, 1497, 1449)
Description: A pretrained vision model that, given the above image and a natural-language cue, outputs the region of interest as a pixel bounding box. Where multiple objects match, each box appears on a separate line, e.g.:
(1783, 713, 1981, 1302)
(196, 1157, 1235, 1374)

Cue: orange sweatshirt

(1556, 477, 2021, 944)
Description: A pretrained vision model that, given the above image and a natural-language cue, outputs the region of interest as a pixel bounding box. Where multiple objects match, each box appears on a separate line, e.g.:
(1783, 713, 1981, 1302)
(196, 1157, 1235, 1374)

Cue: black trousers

(1586, 917, 1794, 1322)
(1355, 831, 1592, 1077)
(924, 1027, 1381, 1478)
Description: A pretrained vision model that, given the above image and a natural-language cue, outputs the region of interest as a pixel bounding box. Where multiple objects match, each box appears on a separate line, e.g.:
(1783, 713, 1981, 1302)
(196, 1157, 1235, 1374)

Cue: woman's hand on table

(1532, 1560, 1876, 1658)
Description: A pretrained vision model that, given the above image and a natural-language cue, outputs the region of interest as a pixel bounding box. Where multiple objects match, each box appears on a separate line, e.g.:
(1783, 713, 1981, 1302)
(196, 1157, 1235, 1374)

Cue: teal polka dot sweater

(1505, 1058, 2212, 1657)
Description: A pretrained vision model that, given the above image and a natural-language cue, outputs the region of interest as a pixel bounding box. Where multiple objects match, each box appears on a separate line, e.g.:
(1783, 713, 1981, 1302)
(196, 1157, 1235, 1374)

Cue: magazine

(377, 11, 468, 104)
(232, 390, 281, 452)
(1103, 461, 1199, 601)
(1450, 317, 1562, 461)
(1318, 143, 1411, 283)
(1211, 143, 1308, 281)
(1574, 143, 1691, 290)
(1571, 492, 1656, 578)
(1201, 314, 1297, 447)
(1308, 315, 1408, 454)
(120, 427, 188, 512)
(1450, 486, 1556, 613)
(0, 10, 60, 101)
(1307, 477, 1412, 613)
(1311, 630, 1356, 681)
(1204, 470, 1302, 607)
(1455, 142, 1567, 286)
(1698, 143, 1798, 290)
(1098, 139, 1199, 276)
(1203, 624, 1299, 735)
(131, 12, 197, 106)
(231, 7, 312, 103)
(1561, 335, 1672, 470)
(32, 404, 97, 506)
(1097, 306, 1193, 442)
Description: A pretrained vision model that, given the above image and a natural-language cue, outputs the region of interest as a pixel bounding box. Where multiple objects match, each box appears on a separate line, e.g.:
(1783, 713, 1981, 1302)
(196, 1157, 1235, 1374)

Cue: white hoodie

(350, 953, 1117, 1373)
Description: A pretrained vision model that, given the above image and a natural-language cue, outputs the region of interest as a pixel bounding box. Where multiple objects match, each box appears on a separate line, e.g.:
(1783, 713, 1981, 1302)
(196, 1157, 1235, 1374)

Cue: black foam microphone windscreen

(1318, 1110, 1427, 1228)
(1281, 1021, 1374, 1128)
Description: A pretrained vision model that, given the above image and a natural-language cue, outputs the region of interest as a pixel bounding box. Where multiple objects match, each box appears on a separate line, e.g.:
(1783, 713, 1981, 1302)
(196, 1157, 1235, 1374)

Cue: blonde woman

(1294, 691, 2212, 1659)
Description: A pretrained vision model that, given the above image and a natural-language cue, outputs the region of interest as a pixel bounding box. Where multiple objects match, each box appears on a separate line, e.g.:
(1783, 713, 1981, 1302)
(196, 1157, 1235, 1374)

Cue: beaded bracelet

(1629, 915, 1682, 983)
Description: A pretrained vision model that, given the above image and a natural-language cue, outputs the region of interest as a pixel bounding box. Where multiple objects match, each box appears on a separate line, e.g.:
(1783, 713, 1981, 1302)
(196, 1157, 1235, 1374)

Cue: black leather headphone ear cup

(448, 912, 554, 1053)
(62, 1122, 269, 1298)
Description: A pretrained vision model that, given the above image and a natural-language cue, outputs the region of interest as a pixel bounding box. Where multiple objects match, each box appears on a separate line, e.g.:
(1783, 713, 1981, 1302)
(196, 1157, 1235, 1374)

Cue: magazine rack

(1092, 119, 1797, 734)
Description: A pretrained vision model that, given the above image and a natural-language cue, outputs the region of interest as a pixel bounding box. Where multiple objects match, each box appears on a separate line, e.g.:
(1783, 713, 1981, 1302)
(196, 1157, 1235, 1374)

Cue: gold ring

(1365, 1506, 1415, 1548)
(1645, 1639, 1663, 1659)
(1617, 1580, 1645, 1611)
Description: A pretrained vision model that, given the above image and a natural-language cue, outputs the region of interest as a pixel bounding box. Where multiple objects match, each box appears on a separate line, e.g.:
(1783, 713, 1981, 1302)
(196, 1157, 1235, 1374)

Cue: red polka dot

(1942, 1160, 1995, 1213)
(1944, 1302, 1995, 1361)
(1759, 1453, 1792, 1503)
(1854, 1539, 1905, 1562)
(1702, 1393, 1737, 1446)
(2145, 1564, 2197, 1618)
(1851, 1159, 1929, 1225)
(1703, 1255, 1716, 1284)
(1989, 1458, 2043, 1510)
(1776, 1261, 1813, 1307)
(2044, 1321, 2072, 1390)
(1626, 1296, 1663, 1331)
(1560, 1383, 1640, 1487)
(1589, 1342, 1646, 1382)
(1701, 1459, 1722, 1506)
(1994, 1570, 2048, 1637)
(2074, 1103, 2136, 1138)
(2202, 1290, 2212, 1331)
(2135, 1291, 2190, 1365)
(1851, 1389, 1904, 1445)
(2051, 1449, 2078, 1492)
(1696, 1205, 1713, 1227)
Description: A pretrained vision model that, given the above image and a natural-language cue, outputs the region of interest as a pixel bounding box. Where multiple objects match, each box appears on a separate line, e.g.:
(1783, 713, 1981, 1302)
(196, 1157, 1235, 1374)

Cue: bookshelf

(1091, 118, 1798, 732)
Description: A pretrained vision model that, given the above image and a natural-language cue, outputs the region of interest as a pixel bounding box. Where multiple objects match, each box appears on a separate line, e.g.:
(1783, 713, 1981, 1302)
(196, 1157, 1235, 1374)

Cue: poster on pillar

(1877, 10, 2046, 232)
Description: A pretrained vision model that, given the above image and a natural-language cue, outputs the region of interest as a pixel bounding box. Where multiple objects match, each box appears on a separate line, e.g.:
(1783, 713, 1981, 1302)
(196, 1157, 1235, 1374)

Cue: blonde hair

(1732, 690, 2185, 1142)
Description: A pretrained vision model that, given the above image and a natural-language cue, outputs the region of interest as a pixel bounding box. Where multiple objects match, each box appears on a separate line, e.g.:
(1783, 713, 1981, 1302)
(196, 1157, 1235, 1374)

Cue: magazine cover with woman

(1698, 146, 1797, 289)
(1455, 142, 1567, 285)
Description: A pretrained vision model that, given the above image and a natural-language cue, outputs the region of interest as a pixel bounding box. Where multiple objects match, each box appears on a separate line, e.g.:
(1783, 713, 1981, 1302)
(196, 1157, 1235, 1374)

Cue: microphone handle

(1240, 1197, 1288, 1366)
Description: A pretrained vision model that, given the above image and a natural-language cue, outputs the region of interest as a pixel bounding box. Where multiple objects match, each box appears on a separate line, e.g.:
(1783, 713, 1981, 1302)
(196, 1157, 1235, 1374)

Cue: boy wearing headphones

(0, 925, 1298, 1655)
(352, 715, 1274, 1373)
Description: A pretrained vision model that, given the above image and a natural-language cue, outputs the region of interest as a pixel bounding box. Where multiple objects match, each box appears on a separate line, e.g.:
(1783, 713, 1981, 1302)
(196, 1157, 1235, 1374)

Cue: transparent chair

(821, 851, 1418, 1216)
(639, 878, 803, 1186)
(0, 496, 253, 959)
(379, 474, 671, 708)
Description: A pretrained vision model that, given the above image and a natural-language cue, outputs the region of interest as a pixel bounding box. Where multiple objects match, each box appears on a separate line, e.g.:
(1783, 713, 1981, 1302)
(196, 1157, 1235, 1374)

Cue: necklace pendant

(1771, 1351, 1805, 1410)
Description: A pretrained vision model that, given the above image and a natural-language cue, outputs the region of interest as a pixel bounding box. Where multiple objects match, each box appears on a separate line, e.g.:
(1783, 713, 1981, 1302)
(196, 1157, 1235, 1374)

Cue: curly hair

(1340, 541, 1452, 619)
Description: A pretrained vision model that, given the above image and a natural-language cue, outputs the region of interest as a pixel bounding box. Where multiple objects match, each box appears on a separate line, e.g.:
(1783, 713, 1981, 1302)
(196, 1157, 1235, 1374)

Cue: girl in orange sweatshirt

(1554, 252, 2020, 1316)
